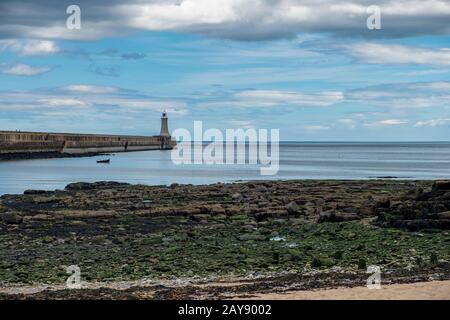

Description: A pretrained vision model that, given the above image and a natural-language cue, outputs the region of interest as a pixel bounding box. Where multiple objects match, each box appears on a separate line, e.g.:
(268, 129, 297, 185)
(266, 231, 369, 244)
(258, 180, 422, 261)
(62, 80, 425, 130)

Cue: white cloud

(227, 120, 255, 129)
(304, 125, 330, 131)
(364, 119, 408, 127)
(236, 90, 344, 107)
(125, 0, 239, 30)
(347, 81, 450, 109)
(199, 89, 344, 108)
(0, 85, 188, 116)
(347, 43, 450, 66)
(38, 98, 88, 108)
(336, 118, 356, 128)
(410, 82, 450, 90)
(64, 85, 117, 94)
(2, 63, 50, 76)
(380, 119, 408, 125)
(108, 98, 188, 115)
(415, 118, 450, 127)
(0, 39, 59, 56)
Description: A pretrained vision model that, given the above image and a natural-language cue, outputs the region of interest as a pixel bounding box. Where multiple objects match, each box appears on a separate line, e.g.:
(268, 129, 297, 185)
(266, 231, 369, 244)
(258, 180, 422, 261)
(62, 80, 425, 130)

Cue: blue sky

(0, 0, 450, 141)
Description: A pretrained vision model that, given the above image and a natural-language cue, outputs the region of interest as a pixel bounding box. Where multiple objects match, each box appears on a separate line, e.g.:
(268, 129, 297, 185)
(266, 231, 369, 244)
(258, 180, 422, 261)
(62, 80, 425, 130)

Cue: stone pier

(0, 131, 175, 157)
(0, 112, 176, 159)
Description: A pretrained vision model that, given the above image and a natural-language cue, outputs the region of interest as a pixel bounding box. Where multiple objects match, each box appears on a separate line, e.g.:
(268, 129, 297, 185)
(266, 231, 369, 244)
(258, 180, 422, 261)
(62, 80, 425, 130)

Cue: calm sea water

(1, 142, 450, 195)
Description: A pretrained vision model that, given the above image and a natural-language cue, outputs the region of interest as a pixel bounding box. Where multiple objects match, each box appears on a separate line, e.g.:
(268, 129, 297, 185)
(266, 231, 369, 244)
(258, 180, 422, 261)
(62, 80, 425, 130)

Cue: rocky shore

(0, 180, 449, 299)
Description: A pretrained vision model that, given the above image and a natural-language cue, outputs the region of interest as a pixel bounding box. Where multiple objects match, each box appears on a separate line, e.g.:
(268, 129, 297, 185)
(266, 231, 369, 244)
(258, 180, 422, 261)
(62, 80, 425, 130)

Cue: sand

(242, 280, 450, 300)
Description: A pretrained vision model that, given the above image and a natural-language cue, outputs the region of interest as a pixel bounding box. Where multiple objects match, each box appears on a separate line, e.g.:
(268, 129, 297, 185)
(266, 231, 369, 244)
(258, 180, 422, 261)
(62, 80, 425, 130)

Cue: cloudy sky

(0, 0, 449, 141)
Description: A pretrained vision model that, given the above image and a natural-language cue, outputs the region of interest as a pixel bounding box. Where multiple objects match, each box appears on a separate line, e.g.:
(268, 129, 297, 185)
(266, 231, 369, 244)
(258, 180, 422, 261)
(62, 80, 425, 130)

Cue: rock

(375, 198, 391, 209)
(65, 182, 99, 191)
(399, 219, 450, 231)
(359, 199, 375, 216)
(191, 214, 209, 222)
(65, 181, 129, 191)
(342, 207, 356, 213)
(96, 189, 115, 197)
(286, 201, 301, 215)
(410, 187, 424, 198)
(225, 208, 239, 216)
(199, 206, 212, 214)
(2, 213, 23, 224)
(433, 180, 450, 191)
(241, 224, 257, 232)
(376, 182, 450, 230)
(257, 201, 270, 208)
(254, 212, 269, 222)
(435, 211, 450, 219)
(23, 189, 48, 195)
(318, 211, 360, 223)
(272, 218, 288, 225)
(232, 193, 243, 201)
(315, 199, 325, 206)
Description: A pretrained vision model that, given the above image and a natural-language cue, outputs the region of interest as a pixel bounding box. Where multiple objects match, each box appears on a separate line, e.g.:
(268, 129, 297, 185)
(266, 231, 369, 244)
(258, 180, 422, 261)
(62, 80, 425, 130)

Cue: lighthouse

(160, 111, 170, 137)
(160, 111, 171, 149)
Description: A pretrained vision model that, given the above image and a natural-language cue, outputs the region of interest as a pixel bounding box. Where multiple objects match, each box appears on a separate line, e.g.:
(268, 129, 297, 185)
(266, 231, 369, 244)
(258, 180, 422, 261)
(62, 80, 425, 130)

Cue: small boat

(96, 159, 110, 164)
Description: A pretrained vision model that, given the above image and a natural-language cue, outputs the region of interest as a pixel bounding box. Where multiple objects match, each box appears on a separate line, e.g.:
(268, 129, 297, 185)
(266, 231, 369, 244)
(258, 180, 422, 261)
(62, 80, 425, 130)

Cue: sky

(0, 0, 449, 141)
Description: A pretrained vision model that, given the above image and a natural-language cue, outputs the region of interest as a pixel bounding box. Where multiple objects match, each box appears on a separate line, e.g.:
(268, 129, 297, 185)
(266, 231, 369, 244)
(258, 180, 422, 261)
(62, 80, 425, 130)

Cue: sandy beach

(244, 280, 450, 300)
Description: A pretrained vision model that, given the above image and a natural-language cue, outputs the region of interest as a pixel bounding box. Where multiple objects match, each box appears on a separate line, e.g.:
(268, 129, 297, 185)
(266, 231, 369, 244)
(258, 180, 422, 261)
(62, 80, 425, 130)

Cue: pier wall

(0, 131, 175, 155)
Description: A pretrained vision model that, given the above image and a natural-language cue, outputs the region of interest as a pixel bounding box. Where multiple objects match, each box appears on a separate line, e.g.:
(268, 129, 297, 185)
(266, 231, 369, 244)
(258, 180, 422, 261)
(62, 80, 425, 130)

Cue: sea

(0, 142, 450, 195)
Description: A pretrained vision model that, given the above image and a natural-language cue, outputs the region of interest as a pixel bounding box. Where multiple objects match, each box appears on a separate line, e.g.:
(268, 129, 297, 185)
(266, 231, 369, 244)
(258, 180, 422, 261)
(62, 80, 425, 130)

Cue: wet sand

(244, 280, 450, 300)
